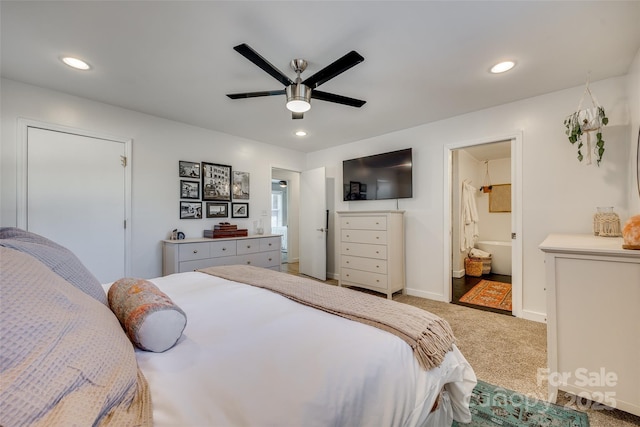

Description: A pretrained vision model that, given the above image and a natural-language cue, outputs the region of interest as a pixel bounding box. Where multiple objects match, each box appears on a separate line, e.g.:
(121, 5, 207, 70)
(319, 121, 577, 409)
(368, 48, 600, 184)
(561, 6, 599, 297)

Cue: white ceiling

(2, 1, 639, 153)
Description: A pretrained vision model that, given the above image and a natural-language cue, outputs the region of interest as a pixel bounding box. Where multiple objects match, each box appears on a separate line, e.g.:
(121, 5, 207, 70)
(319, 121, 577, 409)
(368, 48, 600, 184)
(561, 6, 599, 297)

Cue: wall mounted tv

(343, 148, 413, 201)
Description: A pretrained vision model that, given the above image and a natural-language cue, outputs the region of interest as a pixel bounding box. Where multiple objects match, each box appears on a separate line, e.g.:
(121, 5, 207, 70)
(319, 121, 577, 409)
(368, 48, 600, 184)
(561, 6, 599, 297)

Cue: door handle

(316, 228, 325, 232)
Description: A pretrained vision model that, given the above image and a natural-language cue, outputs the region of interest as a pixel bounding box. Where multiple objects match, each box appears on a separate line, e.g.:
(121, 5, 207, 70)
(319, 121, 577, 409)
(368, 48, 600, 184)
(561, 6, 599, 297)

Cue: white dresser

(163, 235, 282, 276)
(539, 234, 640, 416)
(337, 210, 405, 299)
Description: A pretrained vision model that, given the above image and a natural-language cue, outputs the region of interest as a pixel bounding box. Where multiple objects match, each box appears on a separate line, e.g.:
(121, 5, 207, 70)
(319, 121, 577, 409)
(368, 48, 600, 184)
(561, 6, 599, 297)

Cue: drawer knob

(268, 243, 272, 246)
(222, 247, 226, 251)
(268, 258, 272, 261)
(376, 251, 379, 254)
(376, 265, 379, 268)
(376, 222, 379, 225)
(346, 234, 350, 238)
(193, 250, 198, 254)
(376, 279, 380, 282)
(246, 261, 251, 265)
(346, 248, 349, 251)
(346, 274, 350, 277)
(346, 261, 350, 264)
(376, 236, 379, 239)
(247, 245, 251, 248)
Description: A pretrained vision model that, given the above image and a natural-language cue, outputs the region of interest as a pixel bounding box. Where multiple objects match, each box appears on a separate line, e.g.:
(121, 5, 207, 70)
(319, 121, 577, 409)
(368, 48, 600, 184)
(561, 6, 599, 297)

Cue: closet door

(25, 126, 129, 283)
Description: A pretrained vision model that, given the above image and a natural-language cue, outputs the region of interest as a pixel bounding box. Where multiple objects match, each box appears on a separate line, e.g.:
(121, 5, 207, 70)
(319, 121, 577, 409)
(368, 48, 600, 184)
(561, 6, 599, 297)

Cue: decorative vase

(622, 214, 640, 249)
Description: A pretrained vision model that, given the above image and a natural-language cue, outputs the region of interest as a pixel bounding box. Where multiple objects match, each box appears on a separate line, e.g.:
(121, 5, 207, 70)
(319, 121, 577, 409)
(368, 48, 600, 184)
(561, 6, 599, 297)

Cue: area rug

(459, 280, 512, 311)
(453, 380, 589, 427)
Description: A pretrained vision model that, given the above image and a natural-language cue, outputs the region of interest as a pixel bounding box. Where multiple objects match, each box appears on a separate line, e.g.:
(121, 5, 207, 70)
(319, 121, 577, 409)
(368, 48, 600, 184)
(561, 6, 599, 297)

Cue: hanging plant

(564, 81, 609, 166)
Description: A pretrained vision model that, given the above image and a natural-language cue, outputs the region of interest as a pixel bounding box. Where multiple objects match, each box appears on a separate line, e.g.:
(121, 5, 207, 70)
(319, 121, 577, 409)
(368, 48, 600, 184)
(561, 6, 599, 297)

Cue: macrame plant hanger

(576, 75, 601, 165)
(479, 161, 492, 193)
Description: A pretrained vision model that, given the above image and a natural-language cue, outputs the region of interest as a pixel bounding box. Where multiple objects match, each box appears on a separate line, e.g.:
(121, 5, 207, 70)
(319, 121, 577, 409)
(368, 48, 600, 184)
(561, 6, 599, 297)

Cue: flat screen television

(343, 148, 413, 201)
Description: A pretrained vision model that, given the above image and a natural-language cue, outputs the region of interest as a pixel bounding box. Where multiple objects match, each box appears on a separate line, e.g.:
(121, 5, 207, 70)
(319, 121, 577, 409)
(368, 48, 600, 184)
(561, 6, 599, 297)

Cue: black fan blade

(302, 51, 364, 89)
(227, 89, 286, 99)
(234, 43, 293, 87)
(292, 112, 304, 120)
(312, 90, 366, 108)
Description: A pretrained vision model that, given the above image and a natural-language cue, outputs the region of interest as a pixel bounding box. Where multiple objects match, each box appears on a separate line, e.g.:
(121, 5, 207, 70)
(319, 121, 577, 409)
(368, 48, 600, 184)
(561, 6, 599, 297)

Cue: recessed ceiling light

(61, 56, 91, 70)
(295, 130, 307, 137)
(490, 61, 515, 74)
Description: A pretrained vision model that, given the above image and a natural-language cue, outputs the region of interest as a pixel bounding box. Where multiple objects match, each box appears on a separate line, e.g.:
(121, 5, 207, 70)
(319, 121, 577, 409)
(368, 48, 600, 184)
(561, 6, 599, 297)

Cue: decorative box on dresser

(337, 210, 405, 299)
(163, 235, 281, 276)
(539, 234, 640, 417)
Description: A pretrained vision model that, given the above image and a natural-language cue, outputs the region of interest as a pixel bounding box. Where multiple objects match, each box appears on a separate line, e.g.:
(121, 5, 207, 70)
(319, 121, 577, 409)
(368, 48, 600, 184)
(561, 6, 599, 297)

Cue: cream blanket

(198, 265, 456, 370)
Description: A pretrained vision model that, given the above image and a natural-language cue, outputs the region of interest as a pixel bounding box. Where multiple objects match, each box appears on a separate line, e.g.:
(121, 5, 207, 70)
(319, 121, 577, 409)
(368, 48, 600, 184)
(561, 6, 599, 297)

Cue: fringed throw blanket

(198, 265, 456, 371)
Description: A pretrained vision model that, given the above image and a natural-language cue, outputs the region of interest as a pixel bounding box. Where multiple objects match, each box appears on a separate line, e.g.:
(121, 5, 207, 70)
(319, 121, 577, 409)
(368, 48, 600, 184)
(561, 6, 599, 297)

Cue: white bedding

(114, 271, 476, 426)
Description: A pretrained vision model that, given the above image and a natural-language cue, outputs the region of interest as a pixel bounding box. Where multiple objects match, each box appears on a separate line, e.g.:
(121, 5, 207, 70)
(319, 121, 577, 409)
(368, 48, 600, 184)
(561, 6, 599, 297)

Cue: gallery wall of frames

(178, 160, 250, 220)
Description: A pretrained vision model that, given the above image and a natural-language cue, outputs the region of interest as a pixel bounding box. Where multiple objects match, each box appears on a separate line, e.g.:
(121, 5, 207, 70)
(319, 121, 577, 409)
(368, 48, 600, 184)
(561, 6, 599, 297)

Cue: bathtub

(475, 240, 512, 276)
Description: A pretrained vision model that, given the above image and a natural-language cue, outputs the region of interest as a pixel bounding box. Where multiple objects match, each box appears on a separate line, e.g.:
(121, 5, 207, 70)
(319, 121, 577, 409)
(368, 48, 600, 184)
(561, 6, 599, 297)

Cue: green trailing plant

(564, 106, 608, 166)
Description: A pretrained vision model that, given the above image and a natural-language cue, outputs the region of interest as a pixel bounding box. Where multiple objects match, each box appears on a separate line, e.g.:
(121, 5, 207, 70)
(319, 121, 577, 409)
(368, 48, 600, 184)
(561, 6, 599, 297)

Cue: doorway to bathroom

(444, 134, 523, 317)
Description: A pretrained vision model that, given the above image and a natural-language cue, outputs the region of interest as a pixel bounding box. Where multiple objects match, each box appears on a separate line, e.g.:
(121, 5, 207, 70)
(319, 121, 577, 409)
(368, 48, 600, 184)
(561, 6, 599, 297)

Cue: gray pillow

(0, 227, 107, 305)
(0, 247, 149, 426)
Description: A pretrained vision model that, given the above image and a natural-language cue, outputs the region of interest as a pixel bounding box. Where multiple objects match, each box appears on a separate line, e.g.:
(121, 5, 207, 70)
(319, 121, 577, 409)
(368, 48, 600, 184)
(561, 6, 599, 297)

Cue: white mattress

(114, 271, 476, 426)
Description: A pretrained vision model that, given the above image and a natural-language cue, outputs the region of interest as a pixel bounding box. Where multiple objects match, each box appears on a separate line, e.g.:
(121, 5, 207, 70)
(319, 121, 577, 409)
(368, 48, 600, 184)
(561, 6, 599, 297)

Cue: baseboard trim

(521, 309, 546, 323)
(452, 269, 465, 279)
(405, 288, 448, 302)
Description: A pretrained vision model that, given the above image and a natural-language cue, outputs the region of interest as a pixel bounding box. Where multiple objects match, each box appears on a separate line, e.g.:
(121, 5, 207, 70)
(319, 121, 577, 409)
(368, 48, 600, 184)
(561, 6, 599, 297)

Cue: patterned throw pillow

(108, 278, 187, 352)
(0, 227, 107, 305)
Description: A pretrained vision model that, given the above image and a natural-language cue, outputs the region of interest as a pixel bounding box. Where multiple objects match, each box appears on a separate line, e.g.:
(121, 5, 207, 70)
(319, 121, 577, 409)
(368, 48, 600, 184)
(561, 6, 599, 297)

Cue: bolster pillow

(108, 278, 187, 352)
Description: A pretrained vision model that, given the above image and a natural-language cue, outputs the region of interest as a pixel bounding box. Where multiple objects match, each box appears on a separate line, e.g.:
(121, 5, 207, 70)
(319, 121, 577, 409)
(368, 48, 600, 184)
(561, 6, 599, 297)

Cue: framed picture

(233, 171, 250, 200)
(179, 161, 200, 179)
(231, 202, 249, 218)
(202, 162, 232, 201)
(180, 180, 200, 199)
(180, 201, 202, 219)
(206, 202, 228, 218)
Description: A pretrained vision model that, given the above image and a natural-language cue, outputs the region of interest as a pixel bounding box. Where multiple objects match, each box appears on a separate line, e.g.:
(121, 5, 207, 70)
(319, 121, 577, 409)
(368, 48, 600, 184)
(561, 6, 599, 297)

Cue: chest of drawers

(337, 211, 405, 299)
(162, 235, 281, 276)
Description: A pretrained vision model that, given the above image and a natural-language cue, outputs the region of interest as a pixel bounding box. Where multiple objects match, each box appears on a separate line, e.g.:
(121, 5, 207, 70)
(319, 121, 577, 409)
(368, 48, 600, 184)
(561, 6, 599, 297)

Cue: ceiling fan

(226, 43, 366, 119)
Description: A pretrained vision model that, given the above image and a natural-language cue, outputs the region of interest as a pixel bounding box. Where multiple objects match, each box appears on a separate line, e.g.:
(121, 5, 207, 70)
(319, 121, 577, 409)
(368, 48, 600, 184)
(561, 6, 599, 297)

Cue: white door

(25, 126, 129, 283)
(299, 167, 326, 280)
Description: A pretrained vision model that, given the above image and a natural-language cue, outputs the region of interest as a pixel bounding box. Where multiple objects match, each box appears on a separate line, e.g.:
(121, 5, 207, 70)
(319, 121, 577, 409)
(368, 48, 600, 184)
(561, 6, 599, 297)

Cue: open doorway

(271, 168, 301, 269)
(271, 179, 289, 263)
(452, 142, 512, 315)
(444, 133, 523, 318)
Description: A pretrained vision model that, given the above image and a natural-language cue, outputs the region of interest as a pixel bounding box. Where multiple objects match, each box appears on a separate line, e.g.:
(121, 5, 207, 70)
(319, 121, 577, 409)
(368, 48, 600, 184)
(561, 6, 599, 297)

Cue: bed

(0, 227, 476, 426)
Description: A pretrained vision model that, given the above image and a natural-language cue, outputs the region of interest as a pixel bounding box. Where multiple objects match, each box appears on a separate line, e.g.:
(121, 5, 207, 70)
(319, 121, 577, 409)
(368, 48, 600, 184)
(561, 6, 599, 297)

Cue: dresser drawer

(341, 255, 388, 274)
(341, 268, 388, 291)
(340, 216, 386, 230)
(341, 229, 387, 245)
(260, 237, 281, 252)
(180, 256, 232, 272)
(210, 240, 236, 257)
(237, 239, 260, 254)
(341, 242, 387, 259)
(179, 243, 210, 261)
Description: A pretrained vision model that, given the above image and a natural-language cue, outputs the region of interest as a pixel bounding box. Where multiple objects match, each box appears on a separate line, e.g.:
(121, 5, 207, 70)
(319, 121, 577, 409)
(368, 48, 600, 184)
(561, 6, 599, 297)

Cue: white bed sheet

(117, 271, 476, 427)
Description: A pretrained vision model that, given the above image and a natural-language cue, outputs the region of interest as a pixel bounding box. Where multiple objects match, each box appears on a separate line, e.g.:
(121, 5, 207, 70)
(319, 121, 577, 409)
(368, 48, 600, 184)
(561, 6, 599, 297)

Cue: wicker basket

(465, 256, 491, 277)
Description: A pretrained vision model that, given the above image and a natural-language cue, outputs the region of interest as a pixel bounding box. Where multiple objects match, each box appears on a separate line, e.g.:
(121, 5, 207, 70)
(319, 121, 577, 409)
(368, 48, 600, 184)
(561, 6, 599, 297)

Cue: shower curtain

(460, 180, 479, 252)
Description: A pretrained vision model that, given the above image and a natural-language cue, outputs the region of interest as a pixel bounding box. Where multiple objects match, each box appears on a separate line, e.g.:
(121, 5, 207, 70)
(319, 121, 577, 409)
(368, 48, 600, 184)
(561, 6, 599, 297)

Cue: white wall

(306, 75, 632, 322)
(627, 48, 640, 215)
(1, 78, 306, 278)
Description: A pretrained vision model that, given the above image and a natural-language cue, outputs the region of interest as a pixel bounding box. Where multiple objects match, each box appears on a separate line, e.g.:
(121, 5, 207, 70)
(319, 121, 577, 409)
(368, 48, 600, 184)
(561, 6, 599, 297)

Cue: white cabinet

(337, 211, 405, 299)
(163, 235, 281, 275)
(539, 234, 640, 417)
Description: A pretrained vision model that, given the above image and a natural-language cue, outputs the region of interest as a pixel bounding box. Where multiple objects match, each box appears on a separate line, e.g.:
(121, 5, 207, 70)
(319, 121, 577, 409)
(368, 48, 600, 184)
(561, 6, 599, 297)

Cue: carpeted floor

(281, 263, 639, 426)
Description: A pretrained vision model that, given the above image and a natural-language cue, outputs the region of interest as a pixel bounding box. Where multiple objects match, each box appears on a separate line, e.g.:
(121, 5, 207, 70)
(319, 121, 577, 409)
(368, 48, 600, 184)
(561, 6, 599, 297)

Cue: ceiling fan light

(286, 84, 311, 113)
